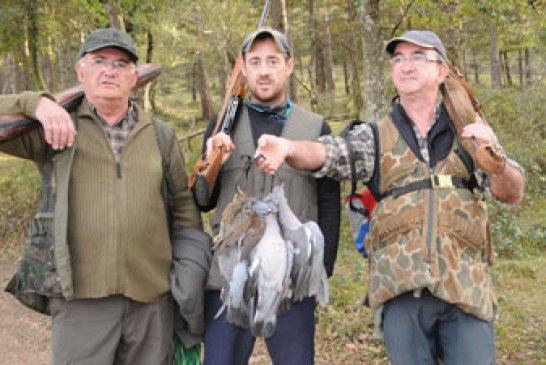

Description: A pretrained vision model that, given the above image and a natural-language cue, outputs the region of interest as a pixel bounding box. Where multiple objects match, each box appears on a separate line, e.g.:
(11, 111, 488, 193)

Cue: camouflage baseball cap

(77, 27, 138, 62)
(385, 30, 446, 60)
(241, 27, 291, 58)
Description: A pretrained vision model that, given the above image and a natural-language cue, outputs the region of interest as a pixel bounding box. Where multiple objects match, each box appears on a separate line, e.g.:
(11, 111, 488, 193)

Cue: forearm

(0, 91, 48, 118)
(285, 139, 327, 171)
(490, 160, 525, 205)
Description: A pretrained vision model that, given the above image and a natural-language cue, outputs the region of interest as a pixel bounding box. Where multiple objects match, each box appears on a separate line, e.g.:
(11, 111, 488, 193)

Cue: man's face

(390, 42, 448, 98)
(75, 48, 138, 105)
(242, 37, 293, 107)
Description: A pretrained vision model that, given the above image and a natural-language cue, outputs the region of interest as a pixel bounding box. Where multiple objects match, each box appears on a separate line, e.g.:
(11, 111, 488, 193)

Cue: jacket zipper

(426, 167, 435, 264)
(116, 156, 122, 178)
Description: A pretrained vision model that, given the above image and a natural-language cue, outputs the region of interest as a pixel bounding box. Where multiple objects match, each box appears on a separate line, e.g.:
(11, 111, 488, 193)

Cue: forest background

(0, 0, 545, 364)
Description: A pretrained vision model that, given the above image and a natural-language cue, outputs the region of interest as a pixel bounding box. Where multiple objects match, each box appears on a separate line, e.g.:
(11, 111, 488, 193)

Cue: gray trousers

(49, 294, 173, 365)
(383, 289, 495, 365)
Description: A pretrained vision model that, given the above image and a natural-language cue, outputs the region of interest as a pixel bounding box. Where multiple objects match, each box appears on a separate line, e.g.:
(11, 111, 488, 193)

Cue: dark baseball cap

(385, 30, 446, 60)
(77, 28, 138, 62)
(241, 27, 291, 58)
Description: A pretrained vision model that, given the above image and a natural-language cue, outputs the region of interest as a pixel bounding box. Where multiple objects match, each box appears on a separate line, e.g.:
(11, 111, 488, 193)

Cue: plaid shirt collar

(395, 98, 441, 165)
(87, 100, 138, 156)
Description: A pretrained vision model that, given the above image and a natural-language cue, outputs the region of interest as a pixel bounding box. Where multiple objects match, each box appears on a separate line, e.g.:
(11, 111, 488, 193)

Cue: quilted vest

(366, 115, 495, 321)
(207, 104, 323, 289)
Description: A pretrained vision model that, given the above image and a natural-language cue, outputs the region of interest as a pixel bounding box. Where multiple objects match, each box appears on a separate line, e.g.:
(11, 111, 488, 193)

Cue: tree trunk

(502, 51, 512, 87)
(306, 0, 318, 111)
(342, 59, 349, 95)
(25, 0, 47, 90)
(271, 0, 298, 102)
(346, 0, 362, 118)
(191, 62, 197, 102)
(144, 29, 155, 111)
(323, 5, 335, 92)
(44, 37, 56, 91)
(517, 49, 523, 88)
(314, 32, 326, 92)
(270, 0, 284, 31)
(524, 48, 532, 86)
(440, 0, 463, 68)
(361, 0, 384, 121)
(102, 0, 124, 30)
(195, 5, 213, 121)
(489, 21, 501, 88)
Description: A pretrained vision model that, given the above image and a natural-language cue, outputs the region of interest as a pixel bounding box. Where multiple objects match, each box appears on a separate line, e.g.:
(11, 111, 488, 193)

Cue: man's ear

(438, 62, 450, 83)
(130, 68, 139, 88)
(75, 63, 84, 83)
(241, 60, 248, 79)
(286, 57, 294, 77)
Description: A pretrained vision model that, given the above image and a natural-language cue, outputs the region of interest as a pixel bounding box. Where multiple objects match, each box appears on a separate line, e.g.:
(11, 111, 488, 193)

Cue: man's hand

(461, 115, 498, 146)
(254, 134, 291, 175)
(35, 96, 76, 150)
(206, 132, 235, 164)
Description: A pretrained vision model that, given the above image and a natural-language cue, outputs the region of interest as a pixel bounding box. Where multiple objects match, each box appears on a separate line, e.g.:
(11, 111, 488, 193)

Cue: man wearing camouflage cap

(0, 27, 209, 364)
(195, 27, 341, 365)
(253, 30, 526, 364)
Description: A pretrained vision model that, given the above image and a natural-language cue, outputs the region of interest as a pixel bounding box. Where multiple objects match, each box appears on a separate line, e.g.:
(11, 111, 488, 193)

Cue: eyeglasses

(246, 56, 285, 69)
(82, 57, 135, 73)
(390, 52, 443, 67)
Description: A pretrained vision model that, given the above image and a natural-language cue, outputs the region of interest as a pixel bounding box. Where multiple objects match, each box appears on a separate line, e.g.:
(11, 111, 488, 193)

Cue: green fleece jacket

(0, 91, 203, 310)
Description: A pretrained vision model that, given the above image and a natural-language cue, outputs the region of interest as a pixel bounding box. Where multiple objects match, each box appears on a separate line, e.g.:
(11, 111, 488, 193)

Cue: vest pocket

(440, 212, 487, 252)
(5, 214, 56, 314)
(371, 205, 423, 250)
(21, 213, 57, 293)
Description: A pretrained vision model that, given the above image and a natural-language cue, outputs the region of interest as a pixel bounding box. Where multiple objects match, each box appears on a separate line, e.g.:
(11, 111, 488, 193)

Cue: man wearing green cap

(195, 27, 340, 365)
(253, 30, 525, 364)
(0, 28, 209, 364)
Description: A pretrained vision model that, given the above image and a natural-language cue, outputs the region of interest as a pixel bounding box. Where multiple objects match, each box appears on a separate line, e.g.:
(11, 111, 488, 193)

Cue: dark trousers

(383, 289, 496, 365)
(203, 290, 316, 365)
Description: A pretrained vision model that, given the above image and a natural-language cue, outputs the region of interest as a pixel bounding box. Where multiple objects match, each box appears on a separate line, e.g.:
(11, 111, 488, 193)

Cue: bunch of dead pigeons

(213, 184, 329, 338)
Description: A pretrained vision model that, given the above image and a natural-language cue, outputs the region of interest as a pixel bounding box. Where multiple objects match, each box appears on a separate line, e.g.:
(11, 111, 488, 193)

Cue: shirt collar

(86, 99, 135, 128)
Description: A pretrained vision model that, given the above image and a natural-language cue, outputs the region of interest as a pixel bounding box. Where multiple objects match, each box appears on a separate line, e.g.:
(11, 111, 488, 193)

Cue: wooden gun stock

(441, 64, 505, 174)
(189, 56, 245, 206)
(0, 63, 163, 142)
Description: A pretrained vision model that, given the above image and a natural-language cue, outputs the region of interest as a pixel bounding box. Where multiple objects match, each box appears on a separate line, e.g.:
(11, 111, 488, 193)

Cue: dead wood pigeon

(214, 187, 265, 321)
(269, 185, 329, 305)
(247, 197, 293, 338)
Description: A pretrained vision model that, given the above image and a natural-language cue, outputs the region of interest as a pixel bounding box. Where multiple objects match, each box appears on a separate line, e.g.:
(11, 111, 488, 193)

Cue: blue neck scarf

(245, 98, 293, 127)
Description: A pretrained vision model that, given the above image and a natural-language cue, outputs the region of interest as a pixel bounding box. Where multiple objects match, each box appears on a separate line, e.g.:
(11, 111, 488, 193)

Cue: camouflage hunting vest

(366, 115, 496, 321)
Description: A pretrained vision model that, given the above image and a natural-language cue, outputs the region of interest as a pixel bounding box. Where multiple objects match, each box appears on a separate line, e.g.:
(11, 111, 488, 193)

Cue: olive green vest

(207, 104, 323, 289)
(366, 116, 495, 321)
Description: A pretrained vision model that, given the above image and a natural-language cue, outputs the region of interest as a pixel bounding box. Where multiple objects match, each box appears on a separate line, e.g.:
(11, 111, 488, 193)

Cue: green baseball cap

(386, 30, 447, 60)
(241, 27, 291, 58)
(77, 28, 138, 62)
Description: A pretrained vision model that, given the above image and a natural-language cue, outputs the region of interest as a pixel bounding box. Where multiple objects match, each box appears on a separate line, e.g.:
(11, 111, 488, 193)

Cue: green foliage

(490, 200, 546, 259)
(0, 158, 40, 258)
(465, 83, 546, 258)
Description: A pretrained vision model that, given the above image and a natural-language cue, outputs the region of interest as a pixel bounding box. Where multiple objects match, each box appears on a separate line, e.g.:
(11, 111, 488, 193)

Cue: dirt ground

(0, 260, 51, 365)
(0, 260, 273, 365)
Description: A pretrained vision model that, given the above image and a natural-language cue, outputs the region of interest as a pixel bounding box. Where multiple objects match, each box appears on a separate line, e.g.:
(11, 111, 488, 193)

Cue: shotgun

(189, 0, 271, 207)
(441, 63, 505, 174)
(0, 63, 163, 142)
